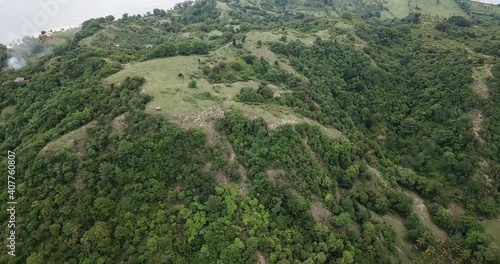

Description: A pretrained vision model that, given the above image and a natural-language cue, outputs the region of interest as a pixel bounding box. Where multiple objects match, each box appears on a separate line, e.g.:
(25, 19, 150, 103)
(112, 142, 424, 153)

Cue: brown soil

(256, 251, 267, 264)
(202, 162, 213, 173)
(448, 203, 465, 222)
(111, 114, 127, 134)
(268, 119, 299, 130)
(472, 80, 490, 100)
(311, 201, 332, 223)
(215, 172, 230, 186)
(266, 169, 285, 182)
(469, 110, 486, 145)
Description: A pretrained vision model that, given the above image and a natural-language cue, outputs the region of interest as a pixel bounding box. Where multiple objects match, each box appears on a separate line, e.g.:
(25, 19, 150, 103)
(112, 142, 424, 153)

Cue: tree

(153, 8, 167, 17)
(0, 44, 7, 68)
(435, 22, 449, 32)
(336, 251, 354, 264)
(333, 213, 351, 228)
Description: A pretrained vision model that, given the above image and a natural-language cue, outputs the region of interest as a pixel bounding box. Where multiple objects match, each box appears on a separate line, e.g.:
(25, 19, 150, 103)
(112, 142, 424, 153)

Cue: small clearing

(256, 251, 267, 264)
(448, 203, 465, 222)
(266, 169, 285, 182)
(482, 219, 500, 253)
(475, 160, 494, 185)
(111, 114, 127, 134)
(202, 162, 213, 173)
(469, 110, 486, 144)
(311, 201, 332, 223)
(368, 166, 390, 188)
(472, 80, 490, 100)
(243, 30, 306, 79)
(40, 121, 96, 158)
(215, 172, 230, 186)
(215, 172, 248, 196)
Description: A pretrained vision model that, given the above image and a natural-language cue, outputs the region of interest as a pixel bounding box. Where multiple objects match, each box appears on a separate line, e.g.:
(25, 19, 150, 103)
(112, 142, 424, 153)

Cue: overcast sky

(0, 0, 179, 44)
(1, 0, 499, 45)
(476, 0, 500, 4)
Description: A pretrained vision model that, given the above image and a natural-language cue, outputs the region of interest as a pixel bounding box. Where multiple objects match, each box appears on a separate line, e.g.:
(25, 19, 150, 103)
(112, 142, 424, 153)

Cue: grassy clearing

(50, 27, 80, 46)
(105, 54, 313, 132)
(106, 55, 216, 116)
(208, 30, 223, 37)
(79, 24, 119, 47)
(244, 31, 306, 79)
(383, 0, 411, 18)
(111, 114, 128, 134)
(482, 219, 500, 253)
(291, 6, 336, 17)
(382, 0, 465, 18)
(40, 121, 96, 156)
(404, 191, 448, 240)
(470, 1, 500, 21)
(472, 2, 500, 14)
(473, 64, 495, 82)
(104, 51, 344, 140)
(409, 22, 493, 59)
(216, 1, 232, 18)
(413, 0, 466, 17)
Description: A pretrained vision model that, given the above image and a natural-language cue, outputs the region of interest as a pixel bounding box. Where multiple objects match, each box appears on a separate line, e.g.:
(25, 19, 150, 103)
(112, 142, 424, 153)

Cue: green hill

(1, 0, 500, 263)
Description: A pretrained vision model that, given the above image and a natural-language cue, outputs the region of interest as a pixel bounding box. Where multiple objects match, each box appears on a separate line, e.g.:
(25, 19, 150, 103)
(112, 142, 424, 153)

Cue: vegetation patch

(40, 121, 97, 157)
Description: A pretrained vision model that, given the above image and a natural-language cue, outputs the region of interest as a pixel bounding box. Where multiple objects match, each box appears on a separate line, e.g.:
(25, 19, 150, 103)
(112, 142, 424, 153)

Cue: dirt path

(256, 251, 267, 264)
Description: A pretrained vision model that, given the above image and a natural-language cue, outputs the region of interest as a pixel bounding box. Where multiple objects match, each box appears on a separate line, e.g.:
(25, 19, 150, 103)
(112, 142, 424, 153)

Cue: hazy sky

(476, 0, 500, 4)
(0, 0, 179, 45)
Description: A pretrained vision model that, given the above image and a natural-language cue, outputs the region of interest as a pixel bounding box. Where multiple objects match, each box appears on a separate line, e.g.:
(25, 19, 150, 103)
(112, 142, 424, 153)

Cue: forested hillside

(1, 0, 500, 263)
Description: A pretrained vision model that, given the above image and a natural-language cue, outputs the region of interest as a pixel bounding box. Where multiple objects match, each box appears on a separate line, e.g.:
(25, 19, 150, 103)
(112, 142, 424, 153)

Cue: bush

(188, 80, 197, 88)
(435, 22, 449, 32)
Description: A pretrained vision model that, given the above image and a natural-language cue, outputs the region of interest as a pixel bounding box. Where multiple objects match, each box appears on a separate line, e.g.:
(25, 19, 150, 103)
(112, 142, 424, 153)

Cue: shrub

(188, 80, 197, 88)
